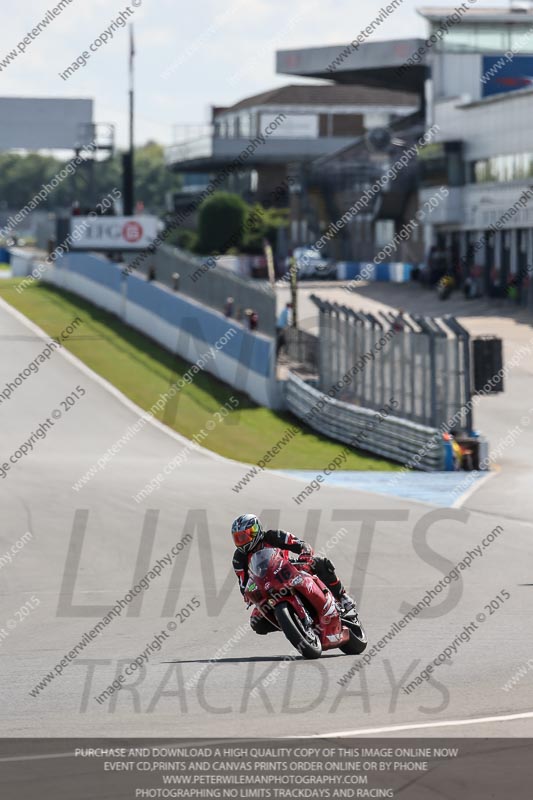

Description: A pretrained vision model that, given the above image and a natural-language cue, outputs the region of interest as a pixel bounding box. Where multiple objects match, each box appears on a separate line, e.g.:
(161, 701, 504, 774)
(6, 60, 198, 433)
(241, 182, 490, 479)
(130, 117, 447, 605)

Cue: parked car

(286, 247, 337, 280)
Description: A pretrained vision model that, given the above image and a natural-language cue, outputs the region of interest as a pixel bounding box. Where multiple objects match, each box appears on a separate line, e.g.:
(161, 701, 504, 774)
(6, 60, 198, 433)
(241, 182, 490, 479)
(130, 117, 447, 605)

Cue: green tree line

(0, 142, 181, 216)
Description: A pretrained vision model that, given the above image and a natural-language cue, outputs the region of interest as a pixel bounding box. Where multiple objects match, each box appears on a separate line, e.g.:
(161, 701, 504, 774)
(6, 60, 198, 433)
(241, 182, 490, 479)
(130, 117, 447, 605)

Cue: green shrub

(166, 226, 198, 252)
(197, 192, 248, 254)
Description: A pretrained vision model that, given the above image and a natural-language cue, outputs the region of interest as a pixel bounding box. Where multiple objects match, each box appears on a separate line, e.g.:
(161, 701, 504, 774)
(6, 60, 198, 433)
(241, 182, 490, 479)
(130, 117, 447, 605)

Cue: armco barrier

(286, 372, 445, 470)
(37, 251, 280, 408)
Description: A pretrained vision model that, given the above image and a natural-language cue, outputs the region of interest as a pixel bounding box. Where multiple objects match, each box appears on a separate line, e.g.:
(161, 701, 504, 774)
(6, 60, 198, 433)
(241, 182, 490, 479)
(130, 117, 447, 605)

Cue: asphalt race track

(0, 297, 531, 740)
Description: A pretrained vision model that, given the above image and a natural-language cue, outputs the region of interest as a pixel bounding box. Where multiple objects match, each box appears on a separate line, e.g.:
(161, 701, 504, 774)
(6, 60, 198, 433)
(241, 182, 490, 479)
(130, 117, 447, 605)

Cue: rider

(231, 513, 357, 635)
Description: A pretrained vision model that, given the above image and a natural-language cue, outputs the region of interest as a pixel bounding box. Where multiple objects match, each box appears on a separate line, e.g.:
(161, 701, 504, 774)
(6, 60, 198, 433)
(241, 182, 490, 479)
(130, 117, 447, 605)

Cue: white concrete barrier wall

(50, 266, 123, 317)
(9, 249, 37, 277)
(39, 253, 280, 409)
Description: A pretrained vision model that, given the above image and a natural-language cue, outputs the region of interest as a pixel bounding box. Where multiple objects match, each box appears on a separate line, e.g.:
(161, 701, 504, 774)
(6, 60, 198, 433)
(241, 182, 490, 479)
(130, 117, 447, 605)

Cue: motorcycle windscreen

(249, 548, 278, 579)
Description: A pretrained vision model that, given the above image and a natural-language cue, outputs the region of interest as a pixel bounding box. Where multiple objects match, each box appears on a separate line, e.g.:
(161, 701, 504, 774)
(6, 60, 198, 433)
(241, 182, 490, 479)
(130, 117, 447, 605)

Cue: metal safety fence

(285, 328, 319, 370)
(311, 296, 473, 431)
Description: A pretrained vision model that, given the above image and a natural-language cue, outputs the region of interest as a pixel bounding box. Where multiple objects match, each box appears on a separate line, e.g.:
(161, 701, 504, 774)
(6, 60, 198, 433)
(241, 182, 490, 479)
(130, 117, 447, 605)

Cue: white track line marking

(452, 469, 497, 508)
(304, 710, 533, 737)
(2, 714, 532, 761)
(0, 295, 238, 466)
(0, 752, 73, 764)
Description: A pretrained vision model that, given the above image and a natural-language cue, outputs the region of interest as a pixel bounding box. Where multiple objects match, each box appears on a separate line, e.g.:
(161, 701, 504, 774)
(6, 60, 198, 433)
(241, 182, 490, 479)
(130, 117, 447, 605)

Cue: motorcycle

(437, 274, 455, 300)
(244, 547, 367, 660)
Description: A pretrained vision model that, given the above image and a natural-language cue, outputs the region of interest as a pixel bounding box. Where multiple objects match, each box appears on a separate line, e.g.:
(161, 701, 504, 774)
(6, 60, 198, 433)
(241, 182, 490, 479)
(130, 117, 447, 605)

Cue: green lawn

(0, 279, 401, 471)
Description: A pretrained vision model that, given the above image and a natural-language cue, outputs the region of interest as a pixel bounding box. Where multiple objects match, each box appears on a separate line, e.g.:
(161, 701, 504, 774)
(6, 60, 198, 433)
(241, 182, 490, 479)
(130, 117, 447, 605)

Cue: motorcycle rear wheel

(274, 602, 322, 659)
(339, 614, 368, 655)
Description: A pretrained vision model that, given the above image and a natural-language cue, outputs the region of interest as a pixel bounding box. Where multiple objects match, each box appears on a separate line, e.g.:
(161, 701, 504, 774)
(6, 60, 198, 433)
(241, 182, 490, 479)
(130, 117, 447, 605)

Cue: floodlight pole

(123, 24, 135, 215)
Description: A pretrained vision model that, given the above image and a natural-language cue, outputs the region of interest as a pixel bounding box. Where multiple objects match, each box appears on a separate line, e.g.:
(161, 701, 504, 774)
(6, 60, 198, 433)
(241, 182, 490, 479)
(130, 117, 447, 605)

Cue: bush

(242, 204, 290, 254)
(166, 226, 198, 252)
(197, 192, 248, 254)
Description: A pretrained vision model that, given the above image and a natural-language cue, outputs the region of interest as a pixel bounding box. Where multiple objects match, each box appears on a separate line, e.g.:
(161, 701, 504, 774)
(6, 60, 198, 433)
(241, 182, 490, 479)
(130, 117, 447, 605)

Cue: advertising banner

(482, 55, 533, 97)
(69, 216, 160, 250)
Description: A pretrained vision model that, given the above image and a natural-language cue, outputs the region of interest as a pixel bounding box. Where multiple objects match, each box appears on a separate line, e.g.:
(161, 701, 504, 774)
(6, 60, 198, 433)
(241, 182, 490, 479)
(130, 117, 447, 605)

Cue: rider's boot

(338, 591, 357, 617)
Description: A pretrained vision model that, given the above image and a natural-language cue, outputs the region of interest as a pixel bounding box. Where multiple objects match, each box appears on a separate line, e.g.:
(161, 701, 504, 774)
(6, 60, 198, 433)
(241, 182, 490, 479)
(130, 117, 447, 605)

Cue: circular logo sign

(122, 221, 143, 243)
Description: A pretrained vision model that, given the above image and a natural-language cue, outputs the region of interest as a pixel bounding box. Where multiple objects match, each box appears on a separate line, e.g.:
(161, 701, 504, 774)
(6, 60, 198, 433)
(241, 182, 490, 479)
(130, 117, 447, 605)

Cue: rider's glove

(298, 545, 315, 563)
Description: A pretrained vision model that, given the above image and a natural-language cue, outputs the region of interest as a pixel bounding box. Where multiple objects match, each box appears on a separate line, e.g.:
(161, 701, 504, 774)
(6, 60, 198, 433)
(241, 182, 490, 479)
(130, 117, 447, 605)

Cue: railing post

(443, 316, 474, 434)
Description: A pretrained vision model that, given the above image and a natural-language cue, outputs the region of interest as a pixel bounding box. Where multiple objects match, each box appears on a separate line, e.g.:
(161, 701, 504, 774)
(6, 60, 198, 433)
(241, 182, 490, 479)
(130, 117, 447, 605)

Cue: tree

(84, 141, 182, 215)
(242, 204, 290, 254)
(0, 152, 69, 211)
(128, 141, 181, 215)
(165, 226, 198, 251)
(0, 142, 181, 217)
(196, 192, 248, 254)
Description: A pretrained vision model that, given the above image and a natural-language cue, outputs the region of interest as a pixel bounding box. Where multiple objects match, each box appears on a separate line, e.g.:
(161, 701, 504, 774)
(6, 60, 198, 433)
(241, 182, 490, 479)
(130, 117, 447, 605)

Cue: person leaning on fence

(224, 296, 234, 318)
(392, 308, 405, 333)
(276, 302, 292, 356)
(244, 308, 259, 331)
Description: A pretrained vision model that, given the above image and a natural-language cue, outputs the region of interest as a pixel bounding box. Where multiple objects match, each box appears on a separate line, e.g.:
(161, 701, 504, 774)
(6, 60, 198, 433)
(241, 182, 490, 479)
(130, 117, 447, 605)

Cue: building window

(509, 24, 533, 51)
(437, 22, 533, 53)
(419, 141, 464, 187)
(474, 25, 509, 51)
(434, 23, 513, 52)
(225, 115, 236, 138)
(375, 220, 395, 248)
(240, 113, 251, 137)
(470, 151, 533, 183)
(260, 113, 318, 138)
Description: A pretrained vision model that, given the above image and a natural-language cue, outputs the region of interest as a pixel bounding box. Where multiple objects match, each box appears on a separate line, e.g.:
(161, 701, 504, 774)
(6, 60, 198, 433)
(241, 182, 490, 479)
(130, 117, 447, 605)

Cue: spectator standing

(224, 296, 234, 317)
(276, 302, 293, 355)
(392, 308, 405, 333)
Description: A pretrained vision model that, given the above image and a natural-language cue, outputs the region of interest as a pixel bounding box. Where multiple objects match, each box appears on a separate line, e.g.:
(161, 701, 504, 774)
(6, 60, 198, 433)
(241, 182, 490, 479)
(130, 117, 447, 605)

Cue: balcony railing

(165, 134, 358, 168)
(165, 136, 214, 164)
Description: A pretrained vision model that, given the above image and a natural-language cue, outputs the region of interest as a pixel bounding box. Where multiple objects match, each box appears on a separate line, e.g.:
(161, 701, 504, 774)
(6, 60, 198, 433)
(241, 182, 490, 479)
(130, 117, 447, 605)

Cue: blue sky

(1, 0, 511, 148)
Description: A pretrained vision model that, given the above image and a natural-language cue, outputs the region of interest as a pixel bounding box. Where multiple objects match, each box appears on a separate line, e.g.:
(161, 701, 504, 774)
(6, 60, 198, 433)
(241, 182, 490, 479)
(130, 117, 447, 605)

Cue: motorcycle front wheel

(274, 602, 322, 659)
